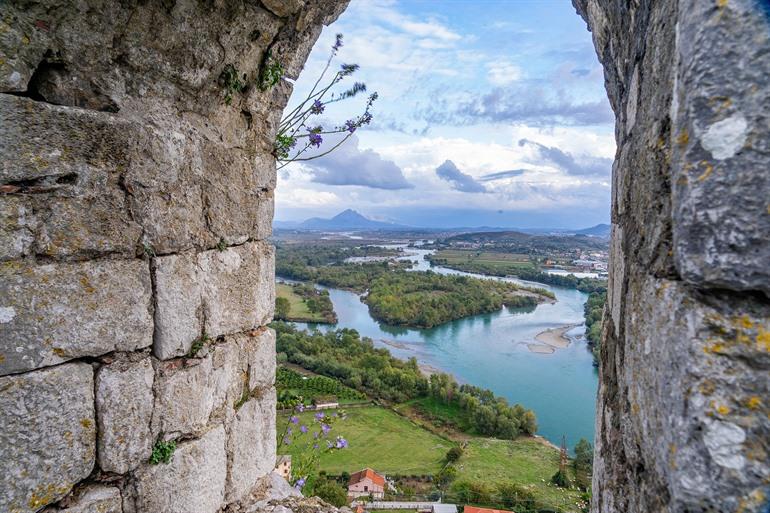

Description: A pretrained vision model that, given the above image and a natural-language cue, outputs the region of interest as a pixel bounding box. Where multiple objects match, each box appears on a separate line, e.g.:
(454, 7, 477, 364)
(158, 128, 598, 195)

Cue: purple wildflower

(313, 431, 320, 439)
(300, 425, 308, 434)
(313, 443, 320, 449)
(333, 34, 343, 52)
(335, 437, 348, 449)
(344, 120, 357, 133)
(326, 440, 334, 449)
(310, 99, 325, 115)
(309, 132, 322, 147)
(283, 436, 291, 445)
(321, 423, 331, 435)
(295, 477, 306, 490)
(290, 415, 299, 424)
(314, 412, 325, 421)
(295, 404, 305, 413)
(286, 427, 293, 435)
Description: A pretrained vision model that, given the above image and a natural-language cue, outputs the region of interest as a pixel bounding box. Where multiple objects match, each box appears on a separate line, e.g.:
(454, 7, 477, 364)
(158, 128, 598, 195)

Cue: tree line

(273, 322, 538, 441)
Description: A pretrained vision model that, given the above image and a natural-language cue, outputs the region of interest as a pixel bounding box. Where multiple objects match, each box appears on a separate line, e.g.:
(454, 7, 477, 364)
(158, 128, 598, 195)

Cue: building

(312, 395, 340, 409)
(463, 507, 513, 513)
(274, 455, 291, 480)
(348, 468, 386, 499)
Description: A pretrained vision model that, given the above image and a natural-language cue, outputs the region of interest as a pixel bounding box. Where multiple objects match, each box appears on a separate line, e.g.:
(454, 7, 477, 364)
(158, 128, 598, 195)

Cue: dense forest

(273, 322, 538, 440)
(275, 243, 553, 328)
(367, 271, 548, 328)
(426, 373, 537, 437)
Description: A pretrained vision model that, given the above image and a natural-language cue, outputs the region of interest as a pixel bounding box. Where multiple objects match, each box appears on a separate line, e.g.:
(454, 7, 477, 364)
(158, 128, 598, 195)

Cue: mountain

(296, 209, 411, 231)
(573, 223, 611, 238)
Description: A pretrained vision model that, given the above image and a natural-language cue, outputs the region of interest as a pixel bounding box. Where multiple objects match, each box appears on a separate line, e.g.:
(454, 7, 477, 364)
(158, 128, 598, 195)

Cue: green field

(429, 249, 537, 274)
(455, 438, 583, 510)
(276, 283, 328, 322)
(280, 406, 451, 475)
(279, 406, 584, 511)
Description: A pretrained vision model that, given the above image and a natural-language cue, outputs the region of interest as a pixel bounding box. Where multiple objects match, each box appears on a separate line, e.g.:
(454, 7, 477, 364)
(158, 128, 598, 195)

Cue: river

(288, 245, 598, 450)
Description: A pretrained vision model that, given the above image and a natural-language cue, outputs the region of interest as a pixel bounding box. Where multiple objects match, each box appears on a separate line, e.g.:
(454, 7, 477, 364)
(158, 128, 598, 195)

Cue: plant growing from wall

(273, 34, 378, 169)
(187, 332, 211, 357)
(149, 440, 176, 465)
(220, 64, 246, 105)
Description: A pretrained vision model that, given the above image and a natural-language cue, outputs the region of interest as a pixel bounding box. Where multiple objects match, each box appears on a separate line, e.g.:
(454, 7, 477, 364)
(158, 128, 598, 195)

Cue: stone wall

(574, 1, 770, 512)
(0, 1, 347, 512)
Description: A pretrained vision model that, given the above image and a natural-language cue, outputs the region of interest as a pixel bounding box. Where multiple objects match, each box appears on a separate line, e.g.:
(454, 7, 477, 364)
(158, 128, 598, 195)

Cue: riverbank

(526, 324, 580, 354)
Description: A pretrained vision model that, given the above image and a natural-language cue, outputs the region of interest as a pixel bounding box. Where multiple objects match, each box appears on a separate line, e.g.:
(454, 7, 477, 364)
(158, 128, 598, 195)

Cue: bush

(446, 446, 464, 463)
(314, 479, 348, 507)
(550, 469, 572, 488)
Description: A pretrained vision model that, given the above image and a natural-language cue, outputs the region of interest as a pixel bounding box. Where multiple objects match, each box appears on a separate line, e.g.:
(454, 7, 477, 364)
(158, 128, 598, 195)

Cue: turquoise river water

(288, 246, 598, 449)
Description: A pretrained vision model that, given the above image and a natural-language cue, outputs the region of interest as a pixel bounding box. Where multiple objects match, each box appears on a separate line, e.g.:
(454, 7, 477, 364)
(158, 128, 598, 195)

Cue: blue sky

(276, 0, 615, 229)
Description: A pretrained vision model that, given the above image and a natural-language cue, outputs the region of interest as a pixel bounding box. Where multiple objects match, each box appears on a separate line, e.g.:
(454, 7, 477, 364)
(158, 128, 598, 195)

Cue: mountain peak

(333, 209, 366, 220)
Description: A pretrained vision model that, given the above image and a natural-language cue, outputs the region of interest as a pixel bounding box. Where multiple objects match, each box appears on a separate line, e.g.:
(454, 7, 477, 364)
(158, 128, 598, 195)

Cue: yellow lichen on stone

(79, 276, 96, 294)
(80, 418, 93, 429)
(756, 326, 770, 351)
(696, 161, 713, 181)
(735, 315, 754, 330)
(676, 129, 689, 146)
(716, 404, 730, 416)
(746, 396, 761, 410)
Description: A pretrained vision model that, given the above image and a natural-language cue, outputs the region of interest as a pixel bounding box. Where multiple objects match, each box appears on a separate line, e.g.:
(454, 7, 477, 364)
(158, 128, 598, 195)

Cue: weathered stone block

(247, 328, 276, 390)
(0, 95, 143, 261)
(153, 252, 203, 360)
(154, 357, 216, 438)
(152, 242, 275, 360)
(670, 0, 770, 296)
(200, 241, 275, 336)
(202, 144, 274, 245)
(132, 426, 227, 513)
(96, 356, 154, 474)
(42, 485, 122, 513)
(226, 388, 277, 503)
(0, 258, 153, 376)
(0, 362, 95, 513)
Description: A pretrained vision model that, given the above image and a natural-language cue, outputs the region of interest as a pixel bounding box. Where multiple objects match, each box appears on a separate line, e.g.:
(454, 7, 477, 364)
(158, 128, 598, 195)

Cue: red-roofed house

(463, 507, 513, 513)
(347, 468, 385, 499)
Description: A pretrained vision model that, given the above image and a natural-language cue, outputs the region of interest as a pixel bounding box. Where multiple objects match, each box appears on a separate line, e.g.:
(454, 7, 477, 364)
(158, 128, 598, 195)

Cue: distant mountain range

(274, 209, 411, 231)
(274, 210, 610, 237)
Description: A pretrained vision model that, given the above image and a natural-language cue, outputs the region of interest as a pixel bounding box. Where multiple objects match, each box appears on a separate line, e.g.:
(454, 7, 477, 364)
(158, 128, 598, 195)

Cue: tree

(275, 297, 291, 319)
(573, 438, 593, 490)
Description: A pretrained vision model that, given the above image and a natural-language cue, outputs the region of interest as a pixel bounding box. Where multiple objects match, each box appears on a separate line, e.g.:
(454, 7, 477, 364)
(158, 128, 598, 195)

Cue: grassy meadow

(276, 283, 328, 322)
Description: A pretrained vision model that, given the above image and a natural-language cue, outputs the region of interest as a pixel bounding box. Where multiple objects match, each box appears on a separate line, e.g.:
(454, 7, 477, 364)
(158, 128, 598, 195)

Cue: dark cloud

(436, 160, 487, 193)
(418, 83, 614, 127)
(518, 139, 612, 176)
(479, 169, 526, 182)
(306, 134, 413, 190)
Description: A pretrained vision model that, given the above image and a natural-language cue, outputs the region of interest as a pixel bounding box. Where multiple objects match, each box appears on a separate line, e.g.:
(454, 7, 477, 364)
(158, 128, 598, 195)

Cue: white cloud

(487, 61, 523, 85)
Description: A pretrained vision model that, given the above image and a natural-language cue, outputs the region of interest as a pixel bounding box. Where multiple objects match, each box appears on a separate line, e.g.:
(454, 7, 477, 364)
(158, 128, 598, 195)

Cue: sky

(275, 0, 615, 229)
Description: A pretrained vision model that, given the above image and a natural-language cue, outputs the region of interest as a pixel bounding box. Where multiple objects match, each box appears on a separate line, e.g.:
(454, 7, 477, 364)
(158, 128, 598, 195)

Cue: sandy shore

(528, 323, 580, 353)
(526, 343, 556, 354)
